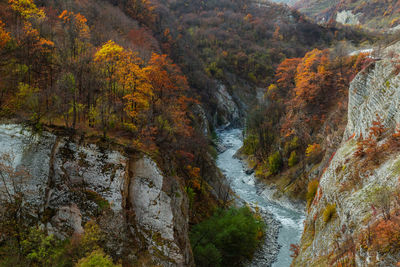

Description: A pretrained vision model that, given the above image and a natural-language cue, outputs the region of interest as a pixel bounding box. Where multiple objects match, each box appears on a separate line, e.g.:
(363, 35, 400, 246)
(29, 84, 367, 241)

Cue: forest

(1, 0, 399, 266)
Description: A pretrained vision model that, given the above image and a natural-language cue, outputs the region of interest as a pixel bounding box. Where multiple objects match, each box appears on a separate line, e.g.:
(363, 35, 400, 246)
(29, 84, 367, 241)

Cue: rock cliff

(294, 42, 400, 266)
(0, 124, 194, 266)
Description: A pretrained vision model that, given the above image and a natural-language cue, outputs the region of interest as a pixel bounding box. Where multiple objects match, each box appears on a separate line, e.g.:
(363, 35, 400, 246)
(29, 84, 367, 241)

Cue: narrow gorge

(216, 129, 304, 266)
(1, 0, 400, 266)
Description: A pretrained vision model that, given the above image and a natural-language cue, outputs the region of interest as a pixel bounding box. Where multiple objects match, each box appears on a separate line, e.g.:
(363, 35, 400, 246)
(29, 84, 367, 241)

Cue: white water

(216, 128, 305, 267)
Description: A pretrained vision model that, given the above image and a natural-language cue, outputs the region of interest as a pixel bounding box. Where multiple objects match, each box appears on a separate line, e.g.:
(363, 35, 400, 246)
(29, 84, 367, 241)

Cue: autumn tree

(55, 10, 93, 128)
(294, 49, 333, 109)
(275, 57, 302, 97)
(58, 10, 90, 60)
(123, 0, 155, 27)
(94, 40, 125, 136)
(0, 20, 12, 107)
(146, 53, 194, 141)
(117, 51, 152, 131)
(9, 0, 45, 22)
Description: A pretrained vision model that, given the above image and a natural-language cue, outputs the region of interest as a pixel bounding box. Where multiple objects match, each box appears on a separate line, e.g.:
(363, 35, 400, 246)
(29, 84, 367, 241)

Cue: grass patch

(306, 180, 319, 207)
(323, 203, 336, 224)
(85, 190, 110, 211)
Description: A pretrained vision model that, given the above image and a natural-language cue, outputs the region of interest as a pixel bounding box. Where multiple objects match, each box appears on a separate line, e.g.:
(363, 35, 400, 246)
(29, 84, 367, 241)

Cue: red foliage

(290, 244, 300, 258)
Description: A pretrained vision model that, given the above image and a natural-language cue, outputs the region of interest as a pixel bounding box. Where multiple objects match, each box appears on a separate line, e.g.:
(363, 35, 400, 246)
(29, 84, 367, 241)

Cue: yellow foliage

(267, 84, 278, 92)
(94, 40, 125, 66)
(306, 143, 321, 158)
(9, 0, 45, 21)
(244, 13, 252, 22)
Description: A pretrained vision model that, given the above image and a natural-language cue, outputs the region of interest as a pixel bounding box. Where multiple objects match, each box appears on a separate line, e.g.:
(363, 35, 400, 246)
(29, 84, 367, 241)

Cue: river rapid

(216, 128, 305, 267)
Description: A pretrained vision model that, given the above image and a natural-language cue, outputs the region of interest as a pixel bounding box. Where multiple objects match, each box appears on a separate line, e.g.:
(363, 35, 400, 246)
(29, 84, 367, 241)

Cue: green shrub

(190, 207, 265, 267)
(268, 151, 282, 175)
(306, 180, 319, 207)
(20, 227, 67, 267)
(85, 190, 110, 211)
(185, 186, 196, 209)
(323, 203, 337, 223)
(243, 134, 259, 155)
(288, 151, 298, 167)
(76, 249, 121, 267)
(284, 136, 299, 156)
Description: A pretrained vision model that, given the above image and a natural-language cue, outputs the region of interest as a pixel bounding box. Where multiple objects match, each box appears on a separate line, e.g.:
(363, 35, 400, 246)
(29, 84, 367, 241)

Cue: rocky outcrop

(129, 156, 193, 266)
(0, 124, 193, 266)
(294, 43, 400, 266)
(214, 83, 241, 127)
(336, 10, 361, 26)
(344, 50, 400, 140)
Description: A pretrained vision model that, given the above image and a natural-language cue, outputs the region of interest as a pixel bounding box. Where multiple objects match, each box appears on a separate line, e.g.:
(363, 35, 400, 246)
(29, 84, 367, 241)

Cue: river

(216, 128, 305, 267)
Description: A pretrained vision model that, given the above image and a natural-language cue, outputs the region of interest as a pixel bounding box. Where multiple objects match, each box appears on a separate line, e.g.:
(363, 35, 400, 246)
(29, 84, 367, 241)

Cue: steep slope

(295, 0, 400, 30)
(0, 0, 231, 265)
(293, 42, 400, 266)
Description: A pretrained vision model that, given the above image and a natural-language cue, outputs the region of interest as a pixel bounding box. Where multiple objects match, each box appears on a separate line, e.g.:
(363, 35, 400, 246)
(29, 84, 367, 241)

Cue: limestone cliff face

(0, 125, 193, 266)
(214, 83, 241, 127)
(344, 43, 400, 140)
(294, 43, 400, 266)
(129, 156, 193, 266)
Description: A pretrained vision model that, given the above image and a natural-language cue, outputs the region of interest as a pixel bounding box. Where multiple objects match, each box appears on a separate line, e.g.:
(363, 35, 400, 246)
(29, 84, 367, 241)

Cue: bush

(306, 180, 319, 207)
(268, 151, 282, 175)
(20, 227, 68, 267)
(306, 143, 322, 163)
(76, 249, 121, 267)
(243, 134, 259, 155)
(284, 136, 299, 156)
(288, 151, 298, 167)
(190, 207, 265, 267)
(323, 203, 336, 223)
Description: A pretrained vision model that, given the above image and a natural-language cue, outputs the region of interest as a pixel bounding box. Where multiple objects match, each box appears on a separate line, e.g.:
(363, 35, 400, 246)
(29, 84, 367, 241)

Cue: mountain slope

(152, 0, 372, 127)
(295, 0, 400, 30)
(293, 42, 400, 266)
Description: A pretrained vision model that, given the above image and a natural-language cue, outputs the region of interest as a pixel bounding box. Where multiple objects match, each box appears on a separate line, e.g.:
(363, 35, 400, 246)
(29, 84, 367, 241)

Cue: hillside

(293, 41, 400, 266)
(156, 0, 373, 127)
(295, 0, 400, 30)
(0, 0, 231, 265)
(0, 0, 398, 266)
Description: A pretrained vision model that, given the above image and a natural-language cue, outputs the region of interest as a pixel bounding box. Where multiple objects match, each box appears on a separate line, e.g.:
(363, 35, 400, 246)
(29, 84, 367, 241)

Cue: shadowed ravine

(216, 128, 305, 267)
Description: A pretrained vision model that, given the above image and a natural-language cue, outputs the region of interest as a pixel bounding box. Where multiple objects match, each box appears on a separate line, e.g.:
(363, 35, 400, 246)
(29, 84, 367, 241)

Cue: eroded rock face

(336, 10, 361, 26)
(0, 125, 194, 266)
(215, 83, 240, 127)
(129, 156, 193, 266)
(294, 43, 400, 266)
(0, 125, 55, 208)
(49, 204, 84, 238)
(344, 53, 400, 140)
(49, 140, 126, 213)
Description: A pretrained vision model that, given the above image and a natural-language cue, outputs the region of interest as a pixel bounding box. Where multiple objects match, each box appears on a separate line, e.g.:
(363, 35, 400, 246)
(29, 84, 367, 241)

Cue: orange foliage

(146, 53, 195, 137)
(59, 10, 90, 40)
(276, 58, 301, 93)
(294, 49, 333, 107)
(0, 20, 10, 49)
(354, 116, 387, 160)
(360, 214, 400, 255)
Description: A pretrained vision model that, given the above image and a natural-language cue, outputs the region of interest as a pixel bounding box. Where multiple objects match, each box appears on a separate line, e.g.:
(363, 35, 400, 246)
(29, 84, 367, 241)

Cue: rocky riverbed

(216, 128, 305, 267)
